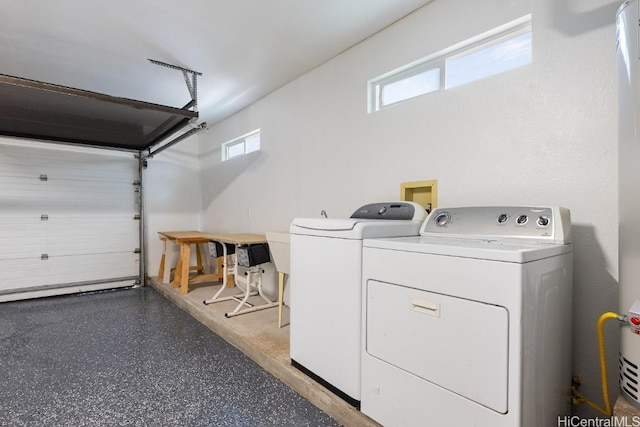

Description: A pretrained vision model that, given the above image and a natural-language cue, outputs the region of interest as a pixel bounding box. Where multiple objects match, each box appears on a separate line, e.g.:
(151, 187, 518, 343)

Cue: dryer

(289, 202, 427, 406)
(361, 206, 573, 427)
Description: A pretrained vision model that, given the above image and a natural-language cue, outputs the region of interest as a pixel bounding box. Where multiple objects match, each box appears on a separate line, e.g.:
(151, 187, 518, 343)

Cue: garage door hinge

(133, 214, 141, 220)
(134, 248, 141, 254)
(41, 253, 49, 260)
(41, 214, 48, 221)
(39, 174, 48, 181)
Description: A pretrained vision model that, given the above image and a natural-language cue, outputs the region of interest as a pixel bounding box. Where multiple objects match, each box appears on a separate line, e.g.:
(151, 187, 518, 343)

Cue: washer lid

(290, 201, 427, 239)
(291, 218, 365, 232)
(291, 218, 423, 239)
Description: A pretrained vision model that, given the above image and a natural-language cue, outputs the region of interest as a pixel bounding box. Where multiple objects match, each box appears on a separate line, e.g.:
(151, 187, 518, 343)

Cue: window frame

(221, 129, 261, 161)
(367, 14, 532, 113)
(444, 25, 532, 89)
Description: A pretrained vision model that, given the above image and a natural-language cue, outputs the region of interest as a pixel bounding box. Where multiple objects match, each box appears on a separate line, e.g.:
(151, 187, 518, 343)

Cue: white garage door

(0, 138, 140, 301)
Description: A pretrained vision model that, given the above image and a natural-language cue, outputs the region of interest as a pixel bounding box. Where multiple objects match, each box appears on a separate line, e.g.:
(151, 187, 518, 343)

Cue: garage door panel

(0, 178, 53, 213)
(0, 216, 138, 259)
(41, 181, 136, 213)
(41, 159, 136, 182)
(0, 142, 136, 182)
(48, 253, 139, 285)
(0, 258, 50, 290)
(0, 218, 46, 259)
(0, 177, 136, 213)
(47, 217, 139, 256)
(0, 240, 46, 260)
(47, 240, 138, 257)
(0, 139, 140, 298)
(0, 254, 139, 293)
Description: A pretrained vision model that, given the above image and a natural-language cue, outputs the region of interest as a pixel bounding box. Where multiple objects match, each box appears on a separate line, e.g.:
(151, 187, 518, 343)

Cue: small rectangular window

(380, 68, 441, 108)
(221, 129, 261, 161)
(245, 132, 261, 153)
(368, 15, 532, 113)
(445, 30, 532, 89)
(227, 140, 246, 159)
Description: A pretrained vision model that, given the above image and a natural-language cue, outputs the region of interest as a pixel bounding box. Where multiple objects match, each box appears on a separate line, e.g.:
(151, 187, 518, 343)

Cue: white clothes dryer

(289, 202, 427, 406)
(361, 206, 573, 427)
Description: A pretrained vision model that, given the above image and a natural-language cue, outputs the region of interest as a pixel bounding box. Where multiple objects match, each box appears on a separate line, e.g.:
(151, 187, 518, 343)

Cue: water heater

(617, 0, 640, 406)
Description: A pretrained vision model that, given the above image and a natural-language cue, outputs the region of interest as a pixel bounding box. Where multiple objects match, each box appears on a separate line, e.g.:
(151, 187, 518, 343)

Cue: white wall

(193, 0, 620, 417)
(144, 137, 202, 277)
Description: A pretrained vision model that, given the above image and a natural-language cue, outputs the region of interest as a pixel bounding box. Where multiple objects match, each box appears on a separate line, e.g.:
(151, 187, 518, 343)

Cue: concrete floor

(1, 285, 342, 426)
(149, 277, 380, 427)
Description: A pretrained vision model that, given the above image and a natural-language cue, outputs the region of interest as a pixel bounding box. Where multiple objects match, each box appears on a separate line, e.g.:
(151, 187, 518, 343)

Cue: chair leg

(278, 272, 285, 328)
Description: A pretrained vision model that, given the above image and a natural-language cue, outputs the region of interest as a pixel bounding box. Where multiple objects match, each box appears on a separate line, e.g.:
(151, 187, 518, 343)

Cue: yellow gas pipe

(572, 312, 624, 416)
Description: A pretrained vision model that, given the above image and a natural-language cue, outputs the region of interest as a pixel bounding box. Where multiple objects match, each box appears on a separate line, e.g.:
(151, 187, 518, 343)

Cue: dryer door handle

(411, 299, 441, 317)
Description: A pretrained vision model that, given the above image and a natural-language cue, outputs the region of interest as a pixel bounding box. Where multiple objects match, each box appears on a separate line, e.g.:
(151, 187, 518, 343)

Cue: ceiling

(0, 0, 432, 129)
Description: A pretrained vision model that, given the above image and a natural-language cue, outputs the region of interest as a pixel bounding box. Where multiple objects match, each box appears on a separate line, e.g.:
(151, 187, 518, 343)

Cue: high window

(368, 15, 532, 112)
(221, 129, 261, 161)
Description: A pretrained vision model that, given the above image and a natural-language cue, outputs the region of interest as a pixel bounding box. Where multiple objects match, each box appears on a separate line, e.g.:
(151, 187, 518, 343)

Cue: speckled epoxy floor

(0, 287, 342, 427)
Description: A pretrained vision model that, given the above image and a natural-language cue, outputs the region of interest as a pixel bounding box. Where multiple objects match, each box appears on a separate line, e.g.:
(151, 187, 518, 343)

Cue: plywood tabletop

(201, 233, 267, 245)
(158, 231, 267, 245)
(158, 231, 210, 241)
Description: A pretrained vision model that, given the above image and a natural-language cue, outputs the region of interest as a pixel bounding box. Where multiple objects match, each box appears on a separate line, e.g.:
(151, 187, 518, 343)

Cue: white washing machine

(289, 202, 427, 406)
(361, 206, 573, 427)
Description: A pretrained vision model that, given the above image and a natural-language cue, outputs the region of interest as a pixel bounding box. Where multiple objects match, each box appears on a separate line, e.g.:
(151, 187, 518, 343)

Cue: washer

(361, 206, 572, 427)
(289, 201, 427, 406)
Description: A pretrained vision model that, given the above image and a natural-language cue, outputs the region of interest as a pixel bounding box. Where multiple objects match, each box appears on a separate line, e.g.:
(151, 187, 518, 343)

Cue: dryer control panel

(421, 206, 571, 244)
(351, 202, 426, 221)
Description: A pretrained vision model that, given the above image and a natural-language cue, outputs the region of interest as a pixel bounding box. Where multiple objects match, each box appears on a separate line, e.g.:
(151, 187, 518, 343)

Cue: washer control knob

(434, 212, 451, 227)
(516, 215, 528, 225)
(537, 216, 550, 226)
(378, 207, 387, 215)
(632, 317, 640, 326)
(497, 214, 509, 224)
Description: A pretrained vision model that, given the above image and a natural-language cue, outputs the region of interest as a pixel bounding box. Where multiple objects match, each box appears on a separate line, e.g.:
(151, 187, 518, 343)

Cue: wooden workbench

(157, 231, 231, 295)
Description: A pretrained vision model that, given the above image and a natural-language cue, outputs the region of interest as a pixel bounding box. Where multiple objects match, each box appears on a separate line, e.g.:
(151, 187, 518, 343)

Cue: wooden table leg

(180, 243, 191, 295)
(171, 245, 183, 289)
(158, 237, 167, 282)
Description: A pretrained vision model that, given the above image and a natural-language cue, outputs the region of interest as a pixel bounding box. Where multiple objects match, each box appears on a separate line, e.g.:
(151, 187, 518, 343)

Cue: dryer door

(365, 279, 509, 413)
